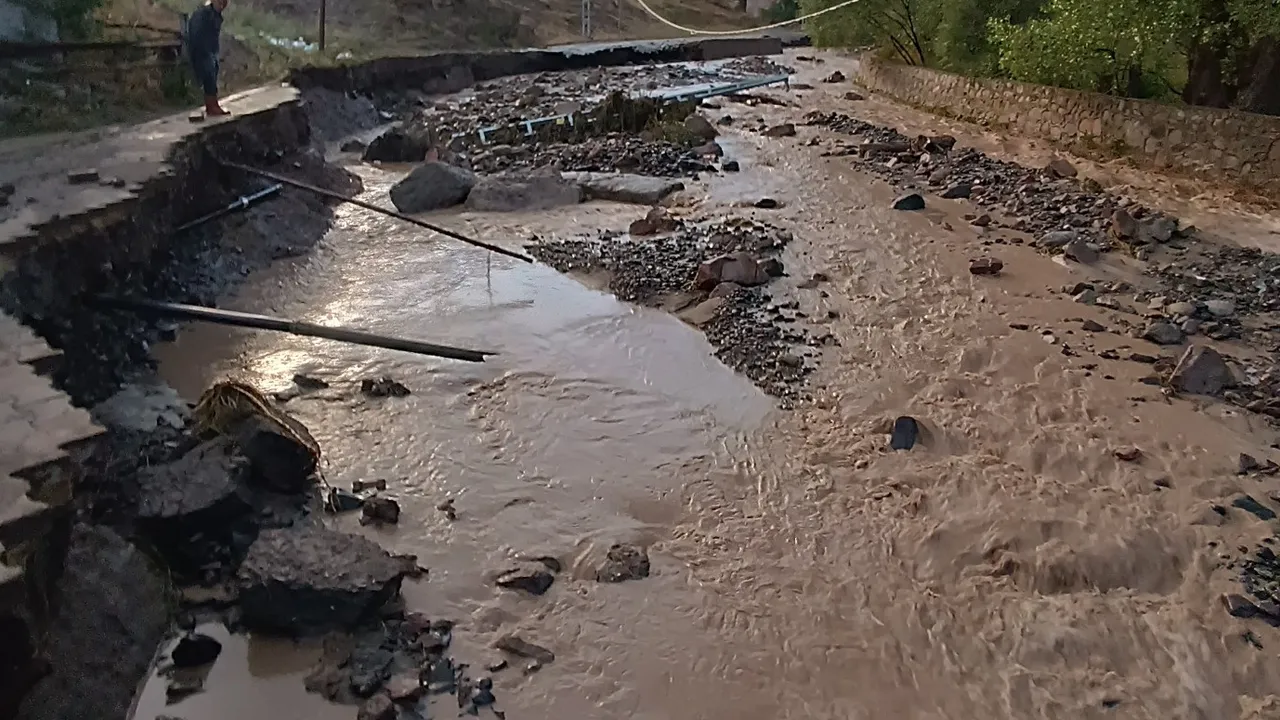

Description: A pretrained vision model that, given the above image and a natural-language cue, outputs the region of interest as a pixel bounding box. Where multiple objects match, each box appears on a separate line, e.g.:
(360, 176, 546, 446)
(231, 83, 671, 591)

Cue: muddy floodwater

(140, 50, 1280, 720)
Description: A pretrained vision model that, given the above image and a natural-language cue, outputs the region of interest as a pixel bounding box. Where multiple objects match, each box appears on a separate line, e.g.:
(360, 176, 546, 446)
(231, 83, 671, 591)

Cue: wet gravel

(529, 219, 821, 405)
(469, 134, 711, 178)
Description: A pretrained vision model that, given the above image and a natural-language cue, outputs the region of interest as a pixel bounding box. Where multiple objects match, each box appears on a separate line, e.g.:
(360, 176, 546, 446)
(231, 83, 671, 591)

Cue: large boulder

(237, 525, 412, 635)
(388, 162, 476, 214)
(464, 172, 582, 212)
(135, 438, 251, 547)
(561, 172, 685, 205)
(362, 126, 431, 164)
(1170, 345, 1234, 396)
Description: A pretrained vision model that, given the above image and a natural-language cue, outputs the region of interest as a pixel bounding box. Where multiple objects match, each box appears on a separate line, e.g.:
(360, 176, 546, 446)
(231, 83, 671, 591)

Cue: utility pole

(580, 0, 591, 38)
(318, 0, 327, 51)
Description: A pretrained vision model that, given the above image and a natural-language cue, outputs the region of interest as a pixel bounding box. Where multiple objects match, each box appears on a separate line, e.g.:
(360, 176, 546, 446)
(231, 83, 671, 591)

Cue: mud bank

(0, 95, 365, 720)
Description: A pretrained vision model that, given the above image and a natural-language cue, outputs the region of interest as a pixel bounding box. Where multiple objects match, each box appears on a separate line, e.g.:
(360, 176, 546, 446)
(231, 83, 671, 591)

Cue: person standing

(186, 0, 229, 117)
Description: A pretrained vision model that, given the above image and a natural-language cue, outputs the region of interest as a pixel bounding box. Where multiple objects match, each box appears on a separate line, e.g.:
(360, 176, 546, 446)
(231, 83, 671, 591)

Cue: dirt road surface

(135, 49, 1280, 720)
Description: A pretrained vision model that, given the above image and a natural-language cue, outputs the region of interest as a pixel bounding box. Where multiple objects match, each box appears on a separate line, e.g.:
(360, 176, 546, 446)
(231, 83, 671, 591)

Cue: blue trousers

(190, 53, 219, 97)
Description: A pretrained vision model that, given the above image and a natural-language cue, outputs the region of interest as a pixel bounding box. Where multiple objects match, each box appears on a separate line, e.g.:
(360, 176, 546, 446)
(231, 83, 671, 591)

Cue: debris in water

(495, 634, 555, 664)
(360, 496, 402, 525)
(437, 497, 458, 520)
(361, 377, 411, 398)
(595, 543, 651, 582)
(890, 416, 919, 450)
(169, 632, 222, 668)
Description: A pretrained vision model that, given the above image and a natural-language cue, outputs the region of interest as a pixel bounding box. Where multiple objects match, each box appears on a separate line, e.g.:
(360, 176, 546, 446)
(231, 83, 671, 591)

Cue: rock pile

(804, 111, 1187, 254)
(528, 219, 820, 403)
(468, 135, 711, 178)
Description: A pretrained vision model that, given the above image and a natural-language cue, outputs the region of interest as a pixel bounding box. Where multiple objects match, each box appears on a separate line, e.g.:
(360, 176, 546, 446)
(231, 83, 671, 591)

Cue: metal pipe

(173, 184, 282, 234)
(96, 296, 495, 362)
(217, 160, 535, 264)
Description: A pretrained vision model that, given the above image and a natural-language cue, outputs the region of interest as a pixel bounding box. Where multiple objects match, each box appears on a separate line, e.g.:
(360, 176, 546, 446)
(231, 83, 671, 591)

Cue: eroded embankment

(0, 97, 368, 720)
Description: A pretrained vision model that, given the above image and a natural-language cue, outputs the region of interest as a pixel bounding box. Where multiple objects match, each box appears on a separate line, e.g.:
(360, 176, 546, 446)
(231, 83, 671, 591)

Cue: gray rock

(235, 415, 317, 494)
(762, 123, 796, 137)
(1142, 321, 1184, 346)
(362, 127, 431, 163)
(1073, 288, 1099, 304)
(1039, 230, 1079, 248)
(1205, 299, 1236, 318)
(1110, 208, 1138, 239)
(1143, 216, 1177, 243)
(892, 193, 925, 211)
(14, 527, 169, 720)
(562, 172, 685, 205)
(940, 183, 971, 199)
(464, 172, 582, 212)
(595, 543, 650, 582)
(1063, 238, 1099, 264)
(1046, 157, 1077, 178)
(135, 438, 250, 543)
(1166, 301, 1197, 317)
(683, 113, 718, 140)
(694, 251, 771, 290)
(236, 525, 412, 635)
(1170, 345, 1233, 395)
(388, 161, 476, 213)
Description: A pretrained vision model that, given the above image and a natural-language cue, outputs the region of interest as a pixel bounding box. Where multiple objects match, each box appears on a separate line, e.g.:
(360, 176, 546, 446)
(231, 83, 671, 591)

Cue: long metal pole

(173, 184, 281, 234)
(96, 296, 495, 362)
(217, 160, 535, 264)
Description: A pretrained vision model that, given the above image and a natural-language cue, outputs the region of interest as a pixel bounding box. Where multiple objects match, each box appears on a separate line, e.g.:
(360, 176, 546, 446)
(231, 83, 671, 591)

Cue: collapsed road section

(0, 35, 791, 720)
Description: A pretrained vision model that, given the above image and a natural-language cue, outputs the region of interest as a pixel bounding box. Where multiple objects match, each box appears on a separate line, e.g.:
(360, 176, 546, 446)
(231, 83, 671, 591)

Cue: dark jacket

(186, 3, 223, 60)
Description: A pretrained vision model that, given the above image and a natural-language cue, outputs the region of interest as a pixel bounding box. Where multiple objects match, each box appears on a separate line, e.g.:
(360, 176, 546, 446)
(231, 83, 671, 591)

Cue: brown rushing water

(139, 51, 1280, 720)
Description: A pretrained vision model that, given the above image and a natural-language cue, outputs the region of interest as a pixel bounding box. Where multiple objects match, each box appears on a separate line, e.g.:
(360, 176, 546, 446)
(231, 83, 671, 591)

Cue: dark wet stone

(1063, 238, 1099, 264)
(67, 168, 100, 184)
(354, 478, 389, 493)
(339, 139, 367, 154)
(361, 377, 411, 398)
(941, 183, 971, 199)
(596, 543, 651, 582)
(890, 416, 919, 450)
(135, 438, 251, 560)
(363, 126, 431, 163)
(1233, 494, 1277, 521)
(326, 487, 365, 513)
(968, 257, 1002, 276)
(235, 415, 317, 493)
(892, 193, 925, 211)
(754, 197, 780, 209)
(494, 635, 555, 664)
(722, 160, 740, 172)
(762, 123, 796, 137)
(822, 70, 845, 82)
(388, 161, 476, 214)
(292, 373, 330, 390)
(495, 563, 555, 595)
(360, 497, 402, 526)
(170, 633, 222, 668)
(236, 525, 411, 635)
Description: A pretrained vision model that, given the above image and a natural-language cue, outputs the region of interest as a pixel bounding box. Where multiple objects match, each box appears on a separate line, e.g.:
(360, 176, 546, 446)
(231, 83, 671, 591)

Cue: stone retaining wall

(852, 57, 1280, 190)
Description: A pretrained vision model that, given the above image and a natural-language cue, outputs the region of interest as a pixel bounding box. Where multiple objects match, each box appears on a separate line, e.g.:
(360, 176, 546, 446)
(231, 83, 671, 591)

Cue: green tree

(764, 0, 800, 22)
(988, 0, 1197, 96)
(801, 0, 941, 65)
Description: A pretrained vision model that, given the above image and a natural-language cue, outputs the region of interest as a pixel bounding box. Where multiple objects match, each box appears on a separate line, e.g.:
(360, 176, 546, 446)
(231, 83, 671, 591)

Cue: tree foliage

(800, 0, 1280, 111)
(987, 0, 1197, 96)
